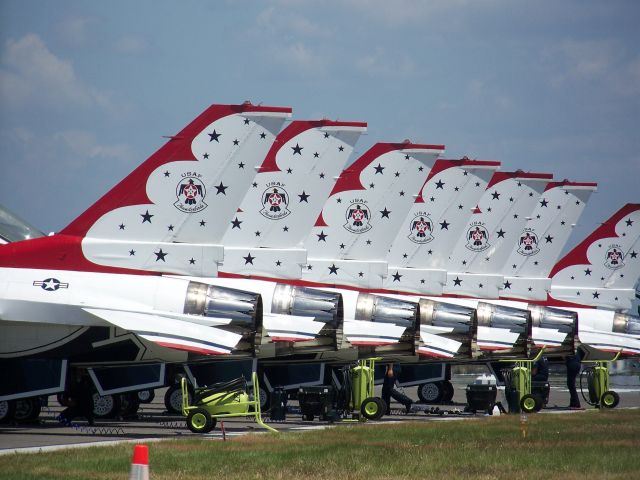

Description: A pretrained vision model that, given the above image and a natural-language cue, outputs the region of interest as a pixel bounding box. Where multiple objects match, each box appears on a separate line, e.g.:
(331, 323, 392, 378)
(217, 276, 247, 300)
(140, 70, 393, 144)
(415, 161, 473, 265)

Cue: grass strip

(2, 409, 639, 480)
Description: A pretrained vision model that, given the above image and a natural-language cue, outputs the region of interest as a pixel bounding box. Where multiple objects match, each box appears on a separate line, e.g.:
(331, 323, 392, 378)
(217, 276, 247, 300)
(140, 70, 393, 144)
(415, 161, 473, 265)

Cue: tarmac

(2, 374, 639, 455)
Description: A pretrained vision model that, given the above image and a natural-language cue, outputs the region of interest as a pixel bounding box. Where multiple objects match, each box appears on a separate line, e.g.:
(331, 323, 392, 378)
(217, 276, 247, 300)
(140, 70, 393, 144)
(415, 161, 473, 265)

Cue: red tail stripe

(61, 104, 291, 237)
(549, 203, 640, 278)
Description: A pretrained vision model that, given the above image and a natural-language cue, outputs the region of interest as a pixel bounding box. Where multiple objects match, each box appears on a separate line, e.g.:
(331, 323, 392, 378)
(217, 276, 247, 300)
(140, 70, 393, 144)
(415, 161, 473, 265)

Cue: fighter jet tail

(501, 181, 597, 300)
(443, 171, 553, 298)
(220, 120, 366, 279)
(549, 204, 640, 311)
(0, 103, 292, 277)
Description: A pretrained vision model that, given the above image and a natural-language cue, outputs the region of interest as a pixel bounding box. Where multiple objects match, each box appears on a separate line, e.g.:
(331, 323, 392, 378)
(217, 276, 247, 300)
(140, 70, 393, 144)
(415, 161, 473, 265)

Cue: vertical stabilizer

(302, 142, 444, 288)
(219, 120, 366, 279)
(502, 181, 597, 300)
(384, 159, 500, 294)
(77, 104, 291, 276)
(443, 171, 553, 298)
(1, 103, 292, 275)
(549, 204, 640, 311)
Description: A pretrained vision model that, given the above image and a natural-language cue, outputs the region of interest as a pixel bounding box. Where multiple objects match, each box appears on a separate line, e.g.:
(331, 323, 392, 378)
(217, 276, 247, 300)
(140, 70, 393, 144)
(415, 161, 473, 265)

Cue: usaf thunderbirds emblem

(517, 228, 540, 256)
(175, 174, 207, 213)
(33, 278, 69, 291)
(260, 183, 291, 220)
(465, 222, 490, 252)
(408, 213, 434, 244)
(344, 201, 372, 234)
(604, 244, 625, 270)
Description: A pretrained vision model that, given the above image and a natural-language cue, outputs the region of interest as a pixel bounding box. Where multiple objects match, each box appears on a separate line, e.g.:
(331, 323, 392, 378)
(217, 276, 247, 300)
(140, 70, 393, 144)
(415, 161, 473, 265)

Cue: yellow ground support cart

(181, 372, 276, 434)
(581, 350, 622, 409)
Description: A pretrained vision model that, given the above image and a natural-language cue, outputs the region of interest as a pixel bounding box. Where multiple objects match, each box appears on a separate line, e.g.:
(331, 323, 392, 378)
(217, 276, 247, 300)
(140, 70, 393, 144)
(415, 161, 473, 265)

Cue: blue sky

(0, 0, 638, 251)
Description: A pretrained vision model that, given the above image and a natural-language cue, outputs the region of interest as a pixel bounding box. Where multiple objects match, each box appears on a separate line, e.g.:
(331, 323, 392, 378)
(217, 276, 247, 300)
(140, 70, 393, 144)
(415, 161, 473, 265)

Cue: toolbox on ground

(297, 385, 338, 421)
(465, 384, 498, 414)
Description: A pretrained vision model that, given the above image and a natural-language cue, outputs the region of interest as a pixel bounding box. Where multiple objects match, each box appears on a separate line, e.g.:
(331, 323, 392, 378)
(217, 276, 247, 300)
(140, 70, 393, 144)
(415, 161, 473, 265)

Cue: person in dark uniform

(532, 356, 549, 382)
(381, 364, 412, 415)
(57, 373, 95, 425)
(566, 349, 584, 409)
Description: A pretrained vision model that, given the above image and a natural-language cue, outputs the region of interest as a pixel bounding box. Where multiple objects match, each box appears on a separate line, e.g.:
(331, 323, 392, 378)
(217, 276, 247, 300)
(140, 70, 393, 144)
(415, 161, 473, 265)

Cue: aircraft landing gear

(93, 393, 121, 419)
(165, 384, 193, 414)
(14, 397, 42, 422)
(0, 400, 16, 423)
(417, 382, 443, 403)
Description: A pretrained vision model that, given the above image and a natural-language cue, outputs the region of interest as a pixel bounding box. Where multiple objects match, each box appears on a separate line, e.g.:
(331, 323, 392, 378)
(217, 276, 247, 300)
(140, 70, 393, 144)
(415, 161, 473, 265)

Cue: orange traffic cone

(129, 444, 149, 480)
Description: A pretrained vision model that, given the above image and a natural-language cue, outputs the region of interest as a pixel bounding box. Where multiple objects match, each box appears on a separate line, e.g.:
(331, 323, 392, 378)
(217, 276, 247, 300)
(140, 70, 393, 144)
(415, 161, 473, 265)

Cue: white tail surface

(549, 204, 640, 311)
(302, 142, 444, 288)
(384, 158, 500, 294)
(501, 181, 597, 300)
(220, 120, 366, 279)
(68, 103, 291, 276)
(443, 171, 553, 298)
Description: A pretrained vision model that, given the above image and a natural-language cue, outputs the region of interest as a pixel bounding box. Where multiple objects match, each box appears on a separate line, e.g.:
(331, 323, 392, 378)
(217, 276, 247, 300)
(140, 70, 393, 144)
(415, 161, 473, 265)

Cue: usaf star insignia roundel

(407, 212, 434, 244)
(516, 228, 540, 256)
(604, 244, 625, 270)
(260, 183, 291, 220)
(174, 173, 208, 213)
(343, 201, 372, 234)
(465, 222, 490, 252)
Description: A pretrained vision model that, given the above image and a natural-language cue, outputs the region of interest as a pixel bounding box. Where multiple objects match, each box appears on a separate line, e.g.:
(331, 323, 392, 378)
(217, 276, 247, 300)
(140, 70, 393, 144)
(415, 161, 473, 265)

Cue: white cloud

(1, 127, 134, 170)
(466, 78, 513, 110)
(53, 130, 134, 165)
(550, 40, 615, 82)
(355, 47, 415, 77)
(339, 0, 491, 27)
(611, 55, 640, 97)
(544, 39, 640, 98)
(56, 16, 96, 46)
(0, 34, 114, 111)
(256, 6, 330, 38)
(468, 79, 485, 98)
(268, 41, 330, 76)
(114, 35, 148, 55)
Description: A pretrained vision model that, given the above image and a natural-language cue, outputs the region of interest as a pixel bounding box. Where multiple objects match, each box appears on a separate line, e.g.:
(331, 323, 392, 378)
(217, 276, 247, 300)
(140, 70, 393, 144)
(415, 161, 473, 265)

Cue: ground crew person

(57, 372, 95, 426)
(532, 356, 549, 382)
(566, 350, 583, 409)
(382, 363, 412, 415)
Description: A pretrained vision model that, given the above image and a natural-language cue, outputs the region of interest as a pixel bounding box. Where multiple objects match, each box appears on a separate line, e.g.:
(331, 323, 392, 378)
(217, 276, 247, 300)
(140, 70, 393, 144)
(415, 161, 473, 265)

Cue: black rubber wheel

(442, 380, 454, 403)
(187, 408, 214, 433)
(137, 389, 155, 404)
(93, 393, 121, 419)
(165, 385, 192, 414)
(118, 393, 140, 417)
(0, 400, 16, 423)
(417, 382, 443, 404)
(519, 394, 542, 414)
(361, 397, 385, 420)
(302, 413, 314, 421)
(14, 398, 41, 422)
(259, 387, 270, 411)
(600, 390, 620, 409)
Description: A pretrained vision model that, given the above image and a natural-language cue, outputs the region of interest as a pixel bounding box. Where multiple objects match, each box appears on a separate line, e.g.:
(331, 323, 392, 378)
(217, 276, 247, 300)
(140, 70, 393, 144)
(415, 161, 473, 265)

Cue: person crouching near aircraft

(382, 363, 413, 415)
(57, 372, 95, 426)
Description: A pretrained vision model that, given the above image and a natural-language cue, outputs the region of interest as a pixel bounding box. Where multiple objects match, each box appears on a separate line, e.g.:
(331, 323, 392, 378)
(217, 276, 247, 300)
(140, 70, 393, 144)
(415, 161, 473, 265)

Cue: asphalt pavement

(1, 374, 638, 455)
